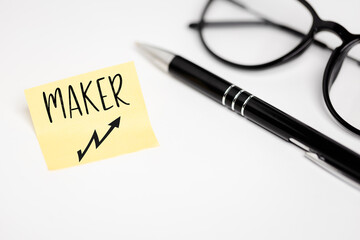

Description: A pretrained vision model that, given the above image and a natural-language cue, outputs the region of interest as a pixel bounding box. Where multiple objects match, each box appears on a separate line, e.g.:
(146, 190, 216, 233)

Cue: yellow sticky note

(25, 62, 158, 170)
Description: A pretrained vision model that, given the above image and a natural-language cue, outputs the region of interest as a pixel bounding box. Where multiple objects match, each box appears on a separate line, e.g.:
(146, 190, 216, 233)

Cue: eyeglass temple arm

(189, 21, 360, 66)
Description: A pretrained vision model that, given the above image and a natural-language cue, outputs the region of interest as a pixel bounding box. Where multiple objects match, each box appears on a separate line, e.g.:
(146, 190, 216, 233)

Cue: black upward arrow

(77, 116, 121, 162)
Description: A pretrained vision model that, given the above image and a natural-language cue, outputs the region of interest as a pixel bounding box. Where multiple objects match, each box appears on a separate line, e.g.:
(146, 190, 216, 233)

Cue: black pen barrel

(169, 55, 360, 183)
(244, 96, 360, 182)
(169, 56, 232, 103)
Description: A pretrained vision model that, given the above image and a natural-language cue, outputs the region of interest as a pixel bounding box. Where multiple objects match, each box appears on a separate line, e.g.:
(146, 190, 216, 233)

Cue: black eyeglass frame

(192, 0, 360, 136)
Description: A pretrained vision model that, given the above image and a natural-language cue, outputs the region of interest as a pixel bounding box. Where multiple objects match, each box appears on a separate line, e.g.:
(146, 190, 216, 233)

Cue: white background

(1, 0, 360, 239)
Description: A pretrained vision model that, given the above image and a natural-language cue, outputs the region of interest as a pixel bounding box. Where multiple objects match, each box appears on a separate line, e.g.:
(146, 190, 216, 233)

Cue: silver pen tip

(135, 42, 176, 72)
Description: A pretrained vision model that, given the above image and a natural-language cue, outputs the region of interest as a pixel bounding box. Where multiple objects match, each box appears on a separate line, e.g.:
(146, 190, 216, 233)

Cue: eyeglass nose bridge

(319, 19, 360, 135)
(315, 18, 360, 82)
(312, 19, 354, 44)
(311, 18, 359, 82)
(299, 0, 348, 40)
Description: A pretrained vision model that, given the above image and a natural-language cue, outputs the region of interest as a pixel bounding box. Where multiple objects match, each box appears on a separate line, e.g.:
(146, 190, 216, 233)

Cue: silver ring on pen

(222, 85, 235, 106)
(241, 95, 254, 116)
(231, 90, 244, 111)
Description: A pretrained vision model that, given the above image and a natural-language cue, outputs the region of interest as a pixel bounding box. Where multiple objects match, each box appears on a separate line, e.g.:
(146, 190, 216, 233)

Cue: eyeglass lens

(329, 43, 360, 131)
(199, 0, 360, 135)
(201, 0, 313, 65)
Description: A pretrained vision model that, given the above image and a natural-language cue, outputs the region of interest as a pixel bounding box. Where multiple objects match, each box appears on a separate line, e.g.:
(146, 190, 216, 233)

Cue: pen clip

(305, 151, 360, 191)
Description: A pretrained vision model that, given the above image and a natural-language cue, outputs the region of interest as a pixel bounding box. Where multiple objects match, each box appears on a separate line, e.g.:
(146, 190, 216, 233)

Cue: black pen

(136, 42, 360, 189)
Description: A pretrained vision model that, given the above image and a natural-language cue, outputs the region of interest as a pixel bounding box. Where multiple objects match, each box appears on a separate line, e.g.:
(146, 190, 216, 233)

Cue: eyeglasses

(189, 0, 360, 136)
